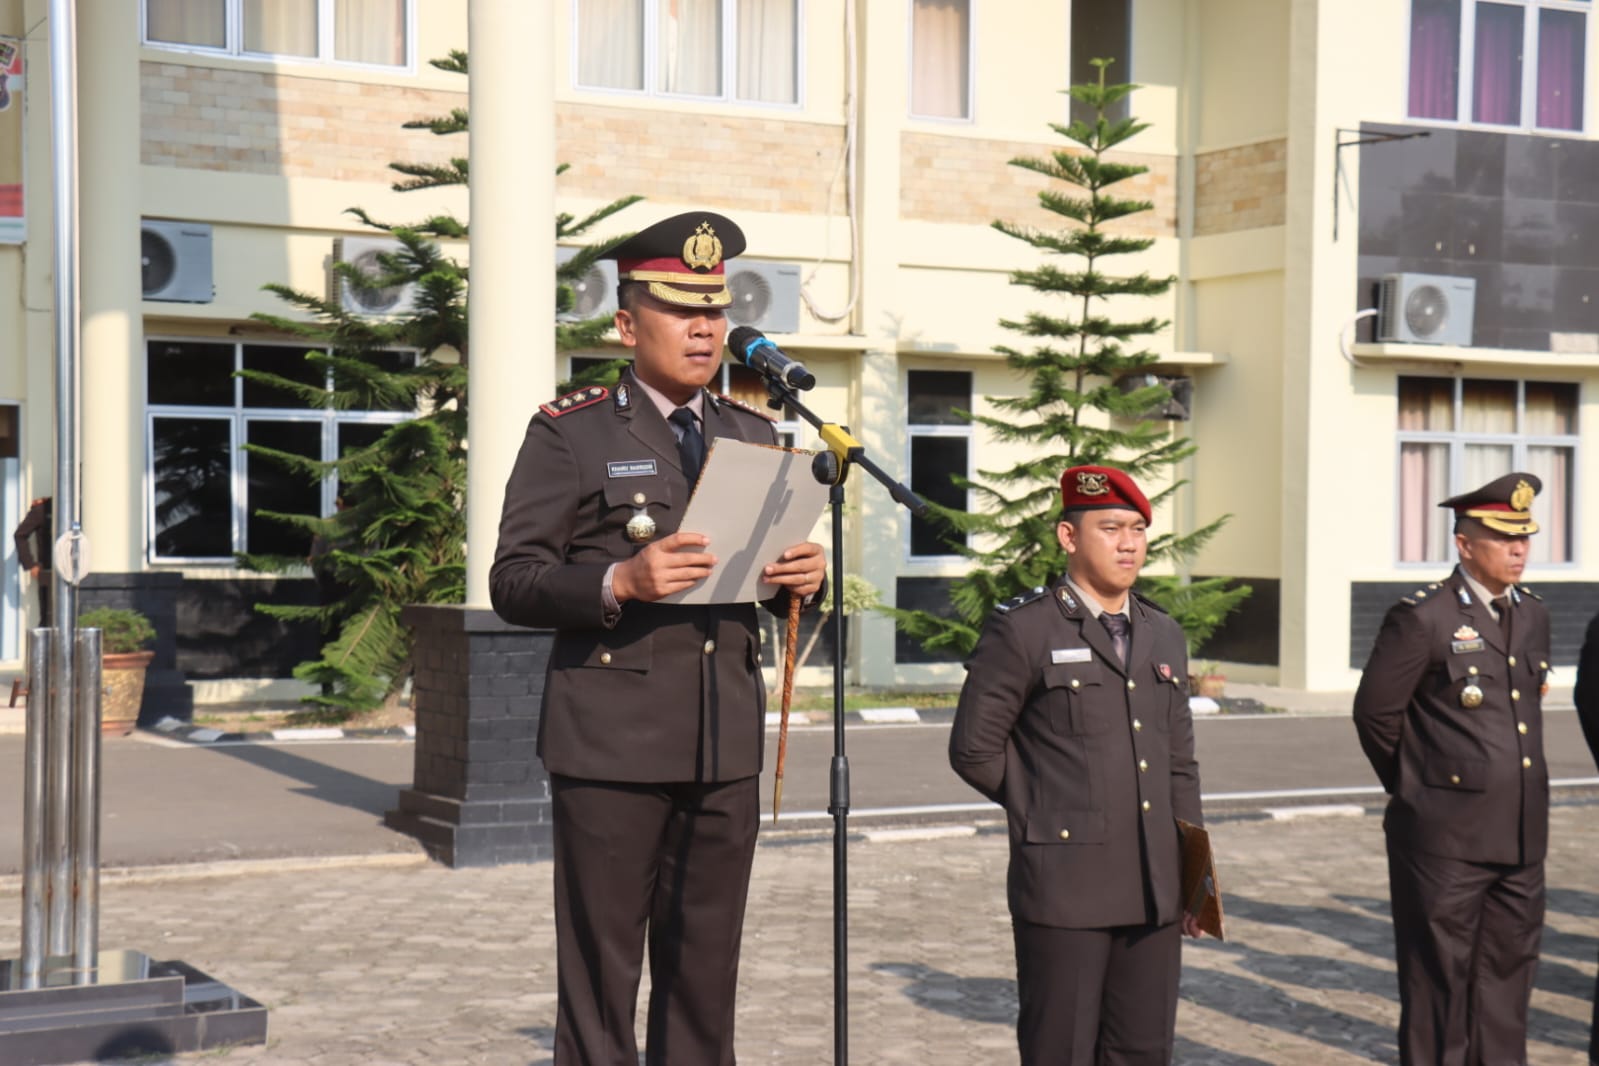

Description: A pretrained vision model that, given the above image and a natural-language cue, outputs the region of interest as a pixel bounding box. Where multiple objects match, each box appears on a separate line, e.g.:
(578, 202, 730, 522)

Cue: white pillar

(77, 0, 142, 573)
(465, 1, 556, 606)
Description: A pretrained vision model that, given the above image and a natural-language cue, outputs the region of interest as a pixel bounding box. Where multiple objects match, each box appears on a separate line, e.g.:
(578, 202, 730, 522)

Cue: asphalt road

(0, 711, 1595, 872)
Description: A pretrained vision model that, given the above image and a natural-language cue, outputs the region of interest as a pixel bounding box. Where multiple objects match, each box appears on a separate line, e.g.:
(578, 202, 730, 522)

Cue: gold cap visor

(644, 279, 731, 308)
(1465, 508, 1539, 536)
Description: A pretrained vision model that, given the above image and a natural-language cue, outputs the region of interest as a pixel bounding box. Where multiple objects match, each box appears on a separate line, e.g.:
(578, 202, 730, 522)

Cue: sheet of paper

(660, 438, 829, 606)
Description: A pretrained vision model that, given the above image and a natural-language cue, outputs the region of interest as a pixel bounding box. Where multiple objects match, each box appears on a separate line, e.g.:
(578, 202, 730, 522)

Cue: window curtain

(1473, 2, 1525, 125)
(1525, 446, 1572, 562)
(577, 0, 644, 90)
(243, 0, 317, 56)
(737, 0, 797, 103)
(335, 0, 406, 66)
(148, 0, 226, 47)
(659, 0, 722, 96)
(1409, 0, 1461, 119)
(1461, 378, 1516, 432)
(911, 0, 970, 119)
(1400, 442, 1451, 561)
(1537, 8, 1585, 130)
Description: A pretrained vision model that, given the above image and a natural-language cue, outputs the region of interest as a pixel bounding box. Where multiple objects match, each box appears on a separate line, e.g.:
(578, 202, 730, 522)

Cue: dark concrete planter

(383, 605, 554, 867)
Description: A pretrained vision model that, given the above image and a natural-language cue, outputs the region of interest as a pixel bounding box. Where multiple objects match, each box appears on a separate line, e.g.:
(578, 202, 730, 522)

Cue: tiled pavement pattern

(4, 804, 1597, 1065)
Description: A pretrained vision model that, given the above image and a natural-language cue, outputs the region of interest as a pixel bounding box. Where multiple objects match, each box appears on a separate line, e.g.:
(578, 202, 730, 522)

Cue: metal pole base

(0, 949, 267, 1065)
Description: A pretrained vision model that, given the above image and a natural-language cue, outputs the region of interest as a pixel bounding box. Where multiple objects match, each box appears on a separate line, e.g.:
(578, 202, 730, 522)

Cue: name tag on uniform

(1051, 647, 1093, 664)
(607, 459, 658, 478)
(1451, 639, 1485, 654)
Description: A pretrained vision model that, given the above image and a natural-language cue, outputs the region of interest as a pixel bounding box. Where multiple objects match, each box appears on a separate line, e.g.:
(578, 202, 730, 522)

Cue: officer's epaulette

(996, 587, 1049, 613)
(1517, 584, 1543, 601)
(540, 385, 609, 418)
(1131, 590, 1169, 615)
(712, 393, 777, 422)
(1396, 586, 1433, 607)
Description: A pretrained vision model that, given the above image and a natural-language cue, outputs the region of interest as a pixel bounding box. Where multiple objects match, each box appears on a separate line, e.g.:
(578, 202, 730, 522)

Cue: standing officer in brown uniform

(949, 465, 1204, 1065)
(12, 496, 51, 628)
(490, 212, 825, 1066)
(1354, 472, 1552, 1066)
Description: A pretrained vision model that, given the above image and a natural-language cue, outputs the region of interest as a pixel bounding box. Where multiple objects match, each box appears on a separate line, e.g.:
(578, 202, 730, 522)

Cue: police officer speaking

(1354, 472, 1553, 1065)
(490, 211, 826, 1066)
(949, 465, 1205, 1065)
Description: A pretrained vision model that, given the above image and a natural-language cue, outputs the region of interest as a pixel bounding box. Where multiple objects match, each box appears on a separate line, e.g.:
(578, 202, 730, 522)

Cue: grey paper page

(659, 438, 829, 605)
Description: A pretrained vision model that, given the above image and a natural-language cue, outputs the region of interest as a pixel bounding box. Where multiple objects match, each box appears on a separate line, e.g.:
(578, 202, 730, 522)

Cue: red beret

(1059, 465, 1151, 524)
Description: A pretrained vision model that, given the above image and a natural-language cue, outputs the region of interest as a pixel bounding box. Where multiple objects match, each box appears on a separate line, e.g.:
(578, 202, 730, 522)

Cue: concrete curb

(0, 850, 431, 891)
(150, 715, 415, 745)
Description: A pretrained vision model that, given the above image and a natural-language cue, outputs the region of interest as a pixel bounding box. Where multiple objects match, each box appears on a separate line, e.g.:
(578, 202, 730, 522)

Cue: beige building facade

(2, 0, 1597, 705)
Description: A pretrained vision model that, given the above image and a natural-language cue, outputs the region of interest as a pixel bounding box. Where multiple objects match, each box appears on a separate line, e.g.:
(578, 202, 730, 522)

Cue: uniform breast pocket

(602, 475, 675, 537)
(1043, 661, 1108, 735)
(1445, 655, 1495, 702)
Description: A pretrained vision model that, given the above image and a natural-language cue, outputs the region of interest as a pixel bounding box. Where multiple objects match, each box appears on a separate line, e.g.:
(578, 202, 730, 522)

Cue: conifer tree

(894, 60, 1249, 660)
(238, 51, 641, 712)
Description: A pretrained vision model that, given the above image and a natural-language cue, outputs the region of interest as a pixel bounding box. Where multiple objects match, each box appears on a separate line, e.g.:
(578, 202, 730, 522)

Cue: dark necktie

(1492, 596, 1512, 644)
(668, 407, 705, 484)
(1099, 612, 1131, 668)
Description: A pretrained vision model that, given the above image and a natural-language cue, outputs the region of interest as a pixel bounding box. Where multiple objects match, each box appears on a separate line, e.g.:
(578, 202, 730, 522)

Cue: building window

(910, 0, 972, 120)
(573, 0, 800, 105)
(1409, 0, 1587, 131)
(1070, 0, 1130, 126)
(1397, 376, 1577, 565)
(146, 340, 414, 562)
(143, 0, 411, 68)
(906, 369, 970, 558)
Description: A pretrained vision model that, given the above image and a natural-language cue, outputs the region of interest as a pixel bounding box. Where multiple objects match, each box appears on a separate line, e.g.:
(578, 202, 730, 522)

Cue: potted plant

(79, 607, 156, 735)
(1189, 660, 1227, 700)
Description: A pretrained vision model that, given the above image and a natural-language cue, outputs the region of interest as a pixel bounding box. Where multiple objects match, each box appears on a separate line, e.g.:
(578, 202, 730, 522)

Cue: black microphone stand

(757, 371, 926, 1066)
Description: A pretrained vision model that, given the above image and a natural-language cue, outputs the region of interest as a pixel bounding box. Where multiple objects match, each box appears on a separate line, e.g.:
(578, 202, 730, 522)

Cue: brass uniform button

(1511, 689, 1520, 701)
(1540, 660, 1548, 670)
(1450, 774, 1461, 785)
(1141, 800, 1152, 812)
(1517, 722, 1528, 735)
(1522, 756, 1532, 769)
(1138, 759, 1149, 773)
(1132, 718, 1142, 732)
(633, 491, 647, 505)
(1468, 666, 1479, 676)
(703, 640, 716, 654)
(1070, 678, 1081, 689)
(1058, 829, 1070, 841)
(1508, 655, 1517, 666)
(600, 652, 612, 665)
(1126, 680, 1136, 690)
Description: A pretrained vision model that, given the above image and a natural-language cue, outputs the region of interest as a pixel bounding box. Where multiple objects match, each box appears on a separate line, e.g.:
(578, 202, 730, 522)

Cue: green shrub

(78, 607, 156, 654)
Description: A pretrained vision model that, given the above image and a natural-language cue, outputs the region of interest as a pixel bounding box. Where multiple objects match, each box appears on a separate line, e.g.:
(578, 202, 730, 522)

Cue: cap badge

(1454, 625, 1479, 641)
(682, 221, 723, 271)
(1511, 479, 1534, 512)
(1076, 471, 1110, 497)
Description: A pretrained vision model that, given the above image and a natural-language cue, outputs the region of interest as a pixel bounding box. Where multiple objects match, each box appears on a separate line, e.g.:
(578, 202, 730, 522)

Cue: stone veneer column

(389, 0, 558, 865)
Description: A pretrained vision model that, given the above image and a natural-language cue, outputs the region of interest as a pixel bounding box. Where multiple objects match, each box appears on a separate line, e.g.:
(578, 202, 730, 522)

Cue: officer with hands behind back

(949, 466, 1205, 1066)
(490, 212, 825, 1066)
(1354, 473, 1552, 1066)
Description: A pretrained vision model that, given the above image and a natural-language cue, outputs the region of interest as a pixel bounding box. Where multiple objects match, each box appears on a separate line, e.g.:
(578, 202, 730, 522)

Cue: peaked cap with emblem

(1439, 471, 1542, 536)
(1059, 465, 1152, 525)
(602, 211, 746, 309)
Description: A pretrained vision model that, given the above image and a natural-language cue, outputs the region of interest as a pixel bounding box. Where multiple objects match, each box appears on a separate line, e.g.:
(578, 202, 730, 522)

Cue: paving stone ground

(4, 804, 1597, 1065)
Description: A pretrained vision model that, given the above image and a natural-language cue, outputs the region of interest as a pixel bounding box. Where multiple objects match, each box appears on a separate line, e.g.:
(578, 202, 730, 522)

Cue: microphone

(726, 326, 816, 391)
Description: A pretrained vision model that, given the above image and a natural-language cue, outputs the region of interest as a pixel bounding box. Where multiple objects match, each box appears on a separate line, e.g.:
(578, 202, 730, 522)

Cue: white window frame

(903, 368, 972, 563)
(1404, 0, 1590, 133)
(145, 338, 415, 564)
(1394, 375, 1581, 568)
(907, 0, 977, 123)
(569, 0, 806, 110)
(140, 0, 417, 73)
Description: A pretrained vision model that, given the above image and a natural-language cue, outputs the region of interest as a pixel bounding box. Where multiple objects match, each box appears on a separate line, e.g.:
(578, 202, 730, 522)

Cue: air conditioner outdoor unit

(725, 259, 802, 334)
(1116, 373, 1193, 421)
(1377, 272, 1475, 346)
(141, 219, 214, 303)
(556, 246, 619, 322)
(329, 236, 417, 316)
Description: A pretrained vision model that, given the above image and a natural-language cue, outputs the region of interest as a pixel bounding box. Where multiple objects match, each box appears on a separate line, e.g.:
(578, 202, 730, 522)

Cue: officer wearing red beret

(1354, 472, 1552, 1065)
(491, 212, 826, 1065)
(950, 465, 1205, 1065)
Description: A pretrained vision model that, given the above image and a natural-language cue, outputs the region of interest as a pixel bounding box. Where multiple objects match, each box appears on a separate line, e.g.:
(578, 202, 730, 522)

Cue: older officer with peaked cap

(491, 211, 825, 1066)
(1354, 472, 1553, 1066)
(950, 465, 1205, 1065)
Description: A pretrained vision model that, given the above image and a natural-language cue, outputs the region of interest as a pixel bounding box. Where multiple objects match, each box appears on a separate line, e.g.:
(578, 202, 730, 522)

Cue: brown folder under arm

(1177, 819, 1225, 940)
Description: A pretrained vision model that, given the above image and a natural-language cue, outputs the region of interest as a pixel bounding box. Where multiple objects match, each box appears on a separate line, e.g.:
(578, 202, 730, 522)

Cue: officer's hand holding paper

(661, 438, 829, 605)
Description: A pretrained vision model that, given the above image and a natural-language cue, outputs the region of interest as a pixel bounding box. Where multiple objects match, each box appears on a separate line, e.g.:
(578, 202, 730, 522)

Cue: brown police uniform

(1573, 609, 1599, 1063)
(490, 213, 811, 1066)
(12, 497, 51, 628)
(1353, 474, 1552, 1066)
(950, 466, 1202, 1066)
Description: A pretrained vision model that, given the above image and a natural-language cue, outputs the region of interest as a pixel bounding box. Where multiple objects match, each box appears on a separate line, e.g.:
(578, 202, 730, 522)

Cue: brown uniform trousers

(1572, 608, 1599, 1065)
(950, 580, 1202, 1065)
(1354, 567, 1552, 1066)
(491, 368, 806, 1066)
